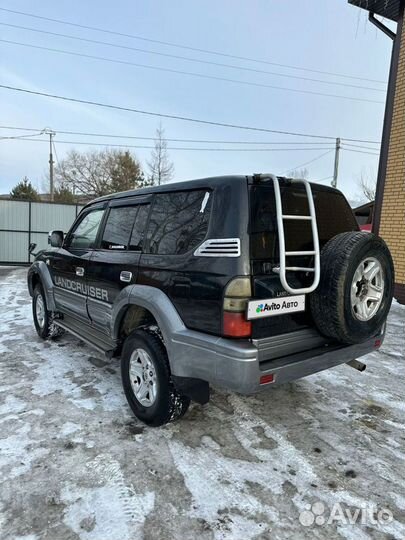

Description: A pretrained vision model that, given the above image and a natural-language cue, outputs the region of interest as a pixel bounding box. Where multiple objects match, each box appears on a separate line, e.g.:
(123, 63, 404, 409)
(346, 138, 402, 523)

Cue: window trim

(129, 202, 152, 253)
(109, 194, 152, 208)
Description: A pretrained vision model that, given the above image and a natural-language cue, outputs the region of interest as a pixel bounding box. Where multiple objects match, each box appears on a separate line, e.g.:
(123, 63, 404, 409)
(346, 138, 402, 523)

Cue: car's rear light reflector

(260, 374, 275, 385)
(374, 339, 382, 348)
(223, 312, 251, 338)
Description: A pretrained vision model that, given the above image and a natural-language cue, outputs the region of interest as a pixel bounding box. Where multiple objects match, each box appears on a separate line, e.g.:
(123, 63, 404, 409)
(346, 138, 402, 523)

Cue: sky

(0, 0, 396, 203)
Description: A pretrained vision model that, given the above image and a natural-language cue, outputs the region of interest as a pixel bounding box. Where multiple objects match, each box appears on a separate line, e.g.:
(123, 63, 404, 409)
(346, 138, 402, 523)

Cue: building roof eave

(348, 0, 402, 22)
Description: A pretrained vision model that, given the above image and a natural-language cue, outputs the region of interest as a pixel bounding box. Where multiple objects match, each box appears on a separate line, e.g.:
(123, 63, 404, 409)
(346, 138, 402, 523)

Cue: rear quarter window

(146, 190, 212, 255)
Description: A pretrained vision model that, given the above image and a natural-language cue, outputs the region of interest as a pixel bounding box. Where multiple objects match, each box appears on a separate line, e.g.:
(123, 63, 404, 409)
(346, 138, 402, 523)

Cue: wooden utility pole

(331, 137, 341, 189)
(44, 128, 56, 201)
(49, 130, 55, 201)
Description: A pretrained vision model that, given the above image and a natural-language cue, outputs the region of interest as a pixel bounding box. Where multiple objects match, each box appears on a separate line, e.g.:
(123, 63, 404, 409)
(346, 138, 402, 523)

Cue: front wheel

(121, 329, 190, 426)
(32, 284, 64, 340)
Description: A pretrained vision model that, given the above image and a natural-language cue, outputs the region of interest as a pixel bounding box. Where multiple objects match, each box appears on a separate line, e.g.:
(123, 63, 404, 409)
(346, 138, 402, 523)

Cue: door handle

(76, 267, 85, 277)
(120, 271, 132, 283)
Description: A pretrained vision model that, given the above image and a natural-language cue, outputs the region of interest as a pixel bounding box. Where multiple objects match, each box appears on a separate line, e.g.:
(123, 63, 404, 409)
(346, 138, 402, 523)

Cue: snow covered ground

(0, 266, 404, 540)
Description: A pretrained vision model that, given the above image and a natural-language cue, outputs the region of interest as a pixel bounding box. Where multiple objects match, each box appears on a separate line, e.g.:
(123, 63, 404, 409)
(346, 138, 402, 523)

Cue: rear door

(249, 182, 359, 339)
(138, 189, 216, 333)
(86, 196, 152, 334)
(51, 203, 106, 322)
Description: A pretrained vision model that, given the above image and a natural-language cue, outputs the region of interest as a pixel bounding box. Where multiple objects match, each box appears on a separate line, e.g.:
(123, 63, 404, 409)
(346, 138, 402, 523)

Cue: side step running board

(54, 317, 117, 358)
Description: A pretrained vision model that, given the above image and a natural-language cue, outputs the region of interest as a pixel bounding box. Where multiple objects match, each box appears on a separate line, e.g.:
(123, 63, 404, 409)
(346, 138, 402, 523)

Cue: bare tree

(53, 148, 143, 197)
(286, 168, 309, 179)
(357, 169, 376, 202)
(147, 124, 174, 185)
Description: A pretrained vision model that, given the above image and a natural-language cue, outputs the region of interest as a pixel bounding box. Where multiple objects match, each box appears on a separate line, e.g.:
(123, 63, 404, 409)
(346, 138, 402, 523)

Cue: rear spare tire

(310, 232, 394, 344)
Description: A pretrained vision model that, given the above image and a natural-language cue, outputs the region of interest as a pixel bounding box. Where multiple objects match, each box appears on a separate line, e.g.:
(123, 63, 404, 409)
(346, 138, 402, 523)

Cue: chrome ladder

(270, 174, 320, 295)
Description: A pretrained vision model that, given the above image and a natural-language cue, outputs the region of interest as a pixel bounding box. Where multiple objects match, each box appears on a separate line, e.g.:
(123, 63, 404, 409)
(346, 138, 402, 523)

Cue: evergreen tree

(54, 185, 75, 203)
(110, 151, 143, 192)
(10, 177, 40, 201)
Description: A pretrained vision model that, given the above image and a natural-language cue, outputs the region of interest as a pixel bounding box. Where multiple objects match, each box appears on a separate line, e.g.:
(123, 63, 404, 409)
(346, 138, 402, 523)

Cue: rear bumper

(168, 327, 384, 394)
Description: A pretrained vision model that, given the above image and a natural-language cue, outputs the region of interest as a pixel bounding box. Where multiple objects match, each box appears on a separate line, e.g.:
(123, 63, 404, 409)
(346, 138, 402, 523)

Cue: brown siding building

(349, 0, 405, 304)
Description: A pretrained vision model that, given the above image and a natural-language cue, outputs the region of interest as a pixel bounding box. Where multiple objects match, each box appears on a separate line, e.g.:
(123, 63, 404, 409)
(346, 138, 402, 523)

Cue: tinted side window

(147, 190, 211, 255)
(101, 206, 138, 250)
(68, 209, 104, 249)
(129, 204, 150, 251)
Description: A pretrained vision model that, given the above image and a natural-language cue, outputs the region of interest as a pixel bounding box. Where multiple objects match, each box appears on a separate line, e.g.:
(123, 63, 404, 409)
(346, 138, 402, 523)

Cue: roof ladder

(270, 174, 320, 295)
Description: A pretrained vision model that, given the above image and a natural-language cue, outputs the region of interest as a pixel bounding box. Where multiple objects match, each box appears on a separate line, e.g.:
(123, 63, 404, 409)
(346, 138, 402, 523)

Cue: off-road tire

(121, 329, 190, 427)
(310, 232, 394, 344)
(32, 284, 64, 340)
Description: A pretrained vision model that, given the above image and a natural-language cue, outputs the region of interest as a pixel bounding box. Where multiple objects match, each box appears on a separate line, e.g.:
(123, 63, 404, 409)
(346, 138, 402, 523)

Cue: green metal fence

(0, 199, 83, 264)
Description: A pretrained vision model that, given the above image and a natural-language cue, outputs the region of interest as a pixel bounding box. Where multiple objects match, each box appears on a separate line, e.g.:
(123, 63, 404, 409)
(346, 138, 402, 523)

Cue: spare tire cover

(310, 231, 394, 344)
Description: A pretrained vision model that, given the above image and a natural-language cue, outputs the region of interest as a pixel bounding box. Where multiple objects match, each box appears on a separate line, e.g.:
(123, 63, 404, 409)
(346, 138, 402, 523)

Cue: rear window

(146, 190, 212, 255)
(101, 206, 138, 250)
(250, 184, 358, 260)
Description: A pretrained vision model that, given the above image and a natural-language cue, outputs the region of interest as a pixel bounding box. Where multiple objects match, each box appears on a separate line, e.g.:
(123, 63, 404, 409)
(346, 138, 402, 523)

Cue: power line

(0, 84, 384, 143)
(281, 149, 334, 174)
(0, 22, 386, 93)
(344, 137, 380, 144)
(0, 131, 44, 140)
(0, 7, 387, 85)
(0, 124, 335, 145)
(3, 137, 335, 152)
(0, 39, 385, 105)
(312, 175, 334, 182)
(341, 146, 380, 156)
(0, 124, 382, 146)
(342, 142, 381, 151)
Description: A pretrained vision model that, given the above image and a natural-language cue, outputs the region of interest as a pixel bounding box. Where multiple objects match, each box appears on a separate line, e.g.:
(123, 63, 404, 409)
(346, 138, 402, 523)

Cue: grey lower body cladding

(54, 276, 108, 302)
(168, 327, 384, 394)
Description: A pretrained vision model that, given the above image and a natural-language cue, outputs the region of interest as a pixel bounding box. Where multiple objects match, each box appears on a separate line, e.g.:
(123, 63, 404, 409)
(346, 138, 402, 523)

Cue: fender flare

(28, 261, 56, 311)
(111, 285, 186, 359)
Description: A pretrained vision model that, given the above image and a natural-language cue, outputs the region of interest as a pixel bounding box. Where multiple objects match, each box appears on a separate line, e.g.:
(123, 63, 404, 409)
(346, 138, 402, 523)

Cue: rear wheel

(121, 329, 190, 426)
(310, 232, 394, 344)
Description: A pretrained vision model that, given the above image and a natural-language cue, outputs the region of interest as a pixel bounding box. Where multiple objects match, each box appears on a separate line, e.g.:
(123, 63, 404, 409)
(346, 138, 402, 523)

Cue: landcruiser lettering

(54, 276, 109, 301)
(28, 174, 394, 426)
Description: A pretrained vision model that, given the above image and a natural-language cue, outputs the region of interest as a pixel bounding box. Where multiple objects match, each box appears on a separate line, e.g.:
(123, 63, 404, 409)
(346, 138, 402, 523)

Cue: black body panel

(30, 174, 358, 341)
(248, 180, 359, 338)
(136, 177, 250, 335)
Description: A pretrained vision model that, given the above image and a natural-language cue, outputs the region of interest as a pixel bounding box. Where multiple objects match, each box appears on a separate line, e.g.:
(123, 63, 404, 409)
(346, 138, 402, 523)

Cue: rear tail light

(223, 277, 252, 338)
(223, 312, 252, 337)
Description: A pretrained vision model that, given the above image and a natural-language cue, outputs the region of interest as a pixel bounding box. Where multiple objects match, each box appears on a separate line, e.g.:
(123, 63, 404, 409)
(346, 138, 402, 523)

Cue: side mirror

(48, 230, 64, 248)
(29, 242, 37, 257)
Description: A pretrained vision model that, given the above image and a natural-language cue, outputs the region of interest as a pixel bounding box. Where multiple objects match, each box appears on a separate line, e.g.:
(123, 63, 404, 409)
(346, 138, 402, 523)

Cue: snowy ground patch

(0, 267, 404, 539)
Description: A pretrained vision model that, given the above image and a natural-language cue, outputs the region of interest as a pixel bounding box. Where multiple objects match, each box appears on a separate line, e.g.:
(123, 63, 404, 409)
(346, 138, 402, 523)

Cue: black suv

(28, 174, 394, 426)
